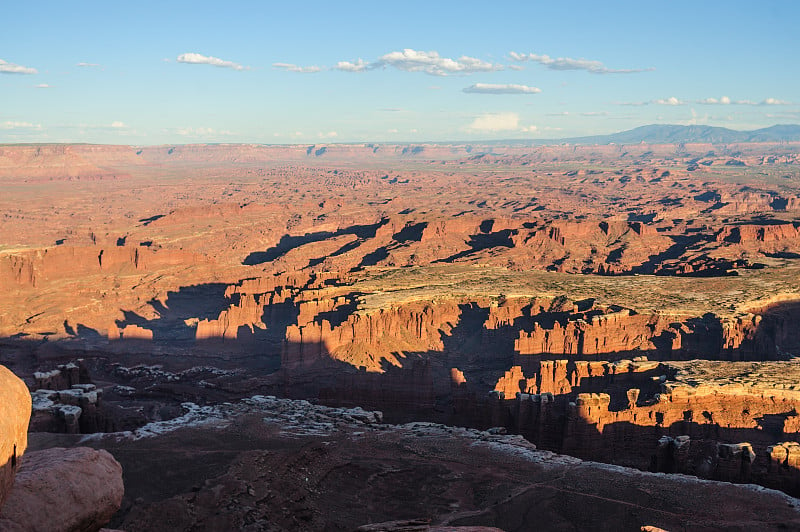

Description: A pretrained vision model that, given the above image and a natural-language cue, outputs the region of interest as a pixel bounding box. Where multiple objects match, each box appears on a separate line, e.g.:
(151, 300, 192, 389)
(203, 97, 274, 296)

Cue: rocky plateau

(2, 141, 800, 530)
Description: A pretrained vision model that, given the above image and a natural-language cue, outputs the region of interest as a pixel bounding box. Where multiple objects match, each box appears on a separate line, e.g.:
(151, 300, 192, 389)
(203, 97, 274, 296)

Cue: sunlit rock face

(0, 366, 30, 509)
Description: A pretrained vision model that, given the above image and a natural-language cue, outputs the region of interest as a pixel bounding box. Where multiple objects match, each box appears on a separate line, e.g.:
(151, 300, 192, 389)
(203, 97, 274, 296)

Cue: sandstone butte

(3, 142, 800, 529)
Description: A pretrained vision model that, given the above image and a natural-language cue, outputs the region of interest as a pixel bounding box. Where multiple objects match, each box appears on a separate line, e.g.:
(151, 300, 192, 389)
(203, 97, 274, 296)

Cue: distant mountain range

(492, 124, 800, 146)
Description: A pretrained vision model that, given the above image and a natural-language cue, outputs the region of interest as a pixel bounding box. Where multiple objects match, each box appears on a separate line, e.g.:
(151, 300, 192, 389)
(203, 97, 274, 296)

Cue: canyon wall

(0, 245, 205, 289)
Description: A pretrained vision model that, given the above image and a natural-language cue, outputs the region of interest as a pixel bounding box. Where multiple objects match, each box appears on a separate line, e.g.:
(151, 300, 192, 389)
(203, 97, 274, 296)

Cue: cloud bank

(272, 62, 322, 73)
(334, 59, 372, 72)
(378, 49, 501, 76)
(0, 120, 41, 130)
(0, 59, 37, 75)
(509, 52, 651, 74)
(467, 112, 520, 131)
(653, 96, 684, 106)
(699, 96, 791, 106)
(465, 112, 536, 134)
(177, 53, 249, 71)
(279, 49, 502, 76)
(463, 83, 541, 94)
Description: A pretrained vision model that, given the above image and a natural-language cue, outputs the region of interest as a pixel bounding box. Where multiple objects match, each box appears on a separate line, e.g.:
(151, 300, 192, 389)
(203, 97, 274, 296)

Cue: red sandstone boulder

(0, 366, 31, 509)
(0, 447, 123, 532)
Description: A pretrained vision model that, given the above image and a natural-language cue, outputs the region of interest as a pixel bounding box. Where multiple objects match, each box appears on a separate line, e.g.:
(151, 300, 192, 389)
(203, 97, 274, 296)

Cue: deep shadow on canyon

(6, 282, 800, 497)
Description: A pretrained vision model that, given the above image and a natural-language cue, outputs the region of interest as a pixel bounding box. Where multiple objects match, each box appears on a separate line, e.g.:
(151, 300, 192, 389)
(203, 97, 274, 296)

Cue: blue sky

(2, 1, 798, 144)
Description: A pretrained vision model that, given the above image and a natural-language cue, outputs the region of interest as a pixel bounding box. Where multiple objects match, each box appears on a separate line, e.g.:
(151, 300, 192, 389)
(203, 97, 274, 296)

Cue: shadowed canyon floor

(3, 142, 800, 529)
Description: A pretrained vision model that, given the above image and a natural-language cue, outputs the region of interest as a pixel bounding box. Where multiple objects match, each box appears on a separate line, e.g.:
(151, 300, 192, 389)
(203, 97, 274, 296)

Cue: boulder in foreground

(0, 365, 31, 508)
(0, 447, 123, 532)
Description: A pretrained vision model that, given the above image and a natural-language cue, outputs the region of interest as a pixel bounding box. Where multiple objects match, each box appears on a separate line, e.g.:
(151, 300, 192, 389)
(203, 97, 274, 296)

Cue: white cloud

(699, 96, 732, 105)
(653, 97, 684, 106)
(466, 112, 520, 132)
(463, 83, 541, 95)
(507, 64, 525, 71)
(277, 49, 503, 77)
(697, 96, 790, 106)
(76, 62, 101, 68)
(0, 59, 37, 75)
(177, 52, 249, 71)
(272, 62, 322, 73)
(623, 95, 792, 107)
(509, 52, 651, 74)
(334, 59, 371, 72)
(387, 128, 399, 133)
(0, 121, 42, 130)
(580, 111, 609, 116)
(53, 122, 133, 131)
(34, 83, 51, 89)
(175, 126, 233, 137)
(762, 98, 790, 106)
(318, 131, 338, 138)
(378, 49, 501, 76)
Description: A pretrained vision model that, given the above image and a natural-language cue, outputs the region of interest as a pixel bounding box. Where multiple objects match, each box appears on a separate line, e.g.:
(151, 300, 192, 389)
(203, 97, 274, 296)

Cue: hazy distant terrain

(4, 139, 800, 530)
(487, 123, 800, 145)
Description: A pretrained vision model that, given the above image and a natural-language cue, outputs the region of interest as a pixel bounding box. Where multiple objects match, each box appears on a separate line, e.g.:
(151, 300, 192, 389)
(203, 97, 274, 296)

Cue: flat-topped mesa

(516, 307, 787, 360)
(515, 309, 675, 357)
(108, 323, 153, 341)
(0, 144, 137, 181)
(716, 222, 800, 244)
(508, 378, 800, 494)
(287, 294, 536, 365)
(628, 221, 659, 236)
(574, 392, 612, 420)
(296, 296, 350, 327)
(283, 299, 465, 372)
(494, 358, 660, 398)
(766, 442, 800, 492)
(33, 361, 90, 390)
(483, 296, 552, 330)
(0, 245, 206, 288)
(195, 293, 265, 341)
(190, 274, 350, 344)
(29, 362, 115, 434)
(29, 386, 104, 434)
